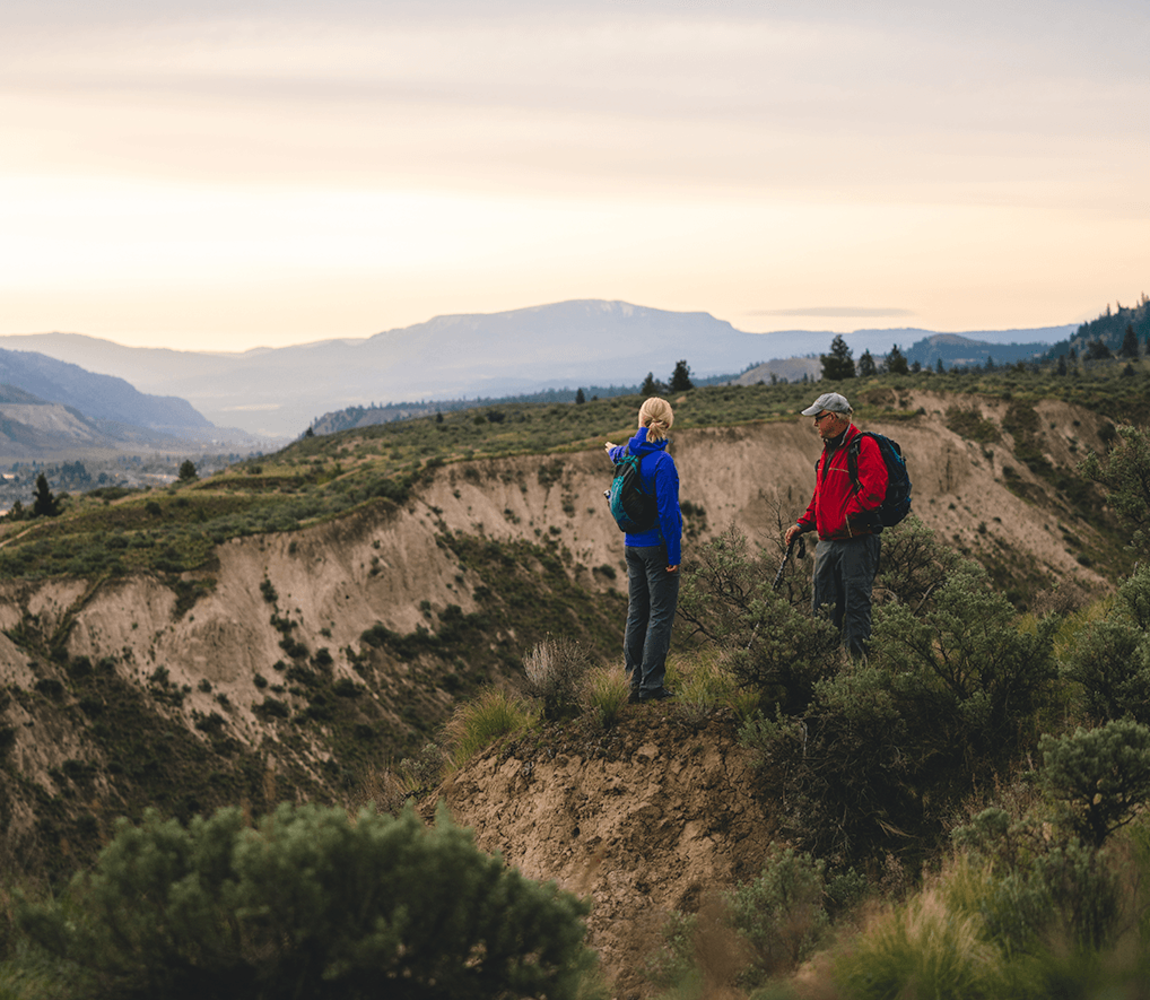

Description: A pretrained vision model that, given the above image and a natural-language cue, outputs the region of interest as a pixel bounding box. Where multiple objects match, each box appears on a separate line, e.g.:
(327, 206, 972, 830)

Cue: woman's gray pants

(624, 545, 680, 696)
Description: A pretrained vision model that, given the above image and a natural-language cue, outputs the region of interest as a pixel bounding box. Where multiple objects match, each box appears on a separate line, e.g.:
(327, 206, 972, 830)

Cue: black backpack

(846, 432, 912, 529)
(606, 448, 658, 533)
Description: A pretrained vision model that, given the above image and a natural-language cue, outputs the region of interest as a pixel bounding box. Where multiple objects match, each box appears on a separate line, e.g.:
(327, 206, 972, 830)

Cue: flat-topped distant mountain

(2, 300, 1076, 438)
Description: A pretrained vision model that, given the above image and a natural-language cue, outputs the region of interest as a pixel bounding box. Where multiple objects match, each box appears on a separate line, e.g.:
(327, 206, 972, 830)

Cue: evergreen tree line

(820, 321, 1150, 382)
(639, 359, 695, 397)
(820, 336, 915, 379)
(1044, 293, 1150, 362)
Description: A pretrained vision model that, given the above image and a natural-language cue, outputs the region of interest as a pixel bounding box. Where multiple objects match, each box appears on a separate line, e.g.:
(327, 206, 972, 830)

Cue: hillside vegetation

(1, 346, 1150, 996)
(2, 350, 1145, 578)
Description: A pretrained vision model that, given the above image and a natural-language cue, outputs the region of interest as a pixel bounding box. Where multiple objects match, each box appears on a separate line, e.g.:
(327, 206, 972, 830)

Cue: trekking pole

(772, 535, 805, 590)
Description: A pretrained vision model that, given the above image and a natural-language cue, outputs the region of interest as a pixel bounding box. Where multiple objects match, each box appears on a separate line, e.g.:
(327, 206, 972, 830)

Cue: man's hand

(666, 565, 679, 573)
(784, 524, 803, 547)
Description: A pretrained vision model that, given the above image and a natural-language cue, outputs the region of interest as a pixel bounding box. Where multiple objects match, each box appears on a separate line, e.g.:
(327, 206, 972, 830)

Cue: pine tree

(857, 350, 877, 377)
(31, 473, 59, 518)
(574, 388, 586, 405)
(640, 372, 664, 396)
(820, 335, 855, 380)
(669, 360, 694, 392)
(886, 345, 909, 375)
(177, 459, 198, 482)
(1120, 322, 1139, 359)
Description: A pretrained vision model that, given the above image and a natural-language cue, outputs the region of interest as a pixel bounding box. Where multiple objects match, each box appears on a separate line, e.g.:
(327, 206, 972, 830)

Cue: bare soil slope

(428, 708, 771, 1000)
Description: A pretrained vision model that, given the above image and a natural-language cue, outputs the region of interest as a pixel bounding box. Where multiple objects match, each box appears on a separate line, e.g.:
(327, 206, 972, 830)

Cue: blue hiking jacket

(607, 428, 682, 565)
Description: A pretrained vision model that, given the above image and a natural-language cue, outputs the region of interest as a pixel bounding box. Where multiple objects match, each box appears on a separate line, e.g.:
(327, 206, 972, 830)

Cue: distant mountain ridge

(901, 333, 1055, 370)
(0, 348, 211, 434)
(0, 352, 281, 461)
(2, 300, 1077, 438)
(0, 382, 168, 458)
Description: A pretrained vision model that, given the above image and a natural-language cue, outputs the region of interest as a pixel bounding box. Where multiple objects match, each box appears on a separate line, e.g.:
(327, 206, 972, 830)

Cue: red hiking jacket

(796, 424, 888, 541)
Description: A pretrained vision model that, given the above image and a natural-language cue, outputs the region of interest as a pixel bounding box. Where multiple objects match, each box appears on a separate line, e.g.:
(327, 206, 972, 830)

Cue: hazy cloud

(750, 308, 917, 319)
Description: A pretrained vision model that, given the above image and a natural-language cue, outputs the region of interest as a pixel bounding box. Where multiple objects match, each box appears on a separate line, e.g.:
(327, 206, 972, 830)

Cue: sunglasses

(813, 412, 836, 423)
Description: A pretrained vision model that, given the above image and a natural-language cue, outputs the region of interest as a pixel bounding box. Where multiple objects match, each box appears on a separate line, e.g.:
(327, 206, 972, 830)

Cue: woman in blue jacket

(605, 396, 682, 703)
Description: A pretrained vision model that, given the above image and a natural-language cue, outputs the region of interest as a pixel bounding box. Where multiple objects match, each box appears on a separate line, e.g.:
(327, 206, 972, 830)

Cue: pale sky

(2, 0, 1147, 352)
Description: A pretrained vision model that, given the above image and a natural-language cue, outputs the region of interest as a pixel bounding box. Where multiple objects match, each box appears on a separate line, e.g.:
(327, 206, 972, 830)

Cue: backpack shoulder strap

(846, 432, 867, 491)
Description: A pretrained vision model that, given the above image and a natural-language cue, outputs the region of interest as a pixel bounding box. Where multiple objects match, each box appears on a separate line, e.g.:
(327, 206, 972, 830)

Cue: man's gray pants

(812, 534, 881, 658)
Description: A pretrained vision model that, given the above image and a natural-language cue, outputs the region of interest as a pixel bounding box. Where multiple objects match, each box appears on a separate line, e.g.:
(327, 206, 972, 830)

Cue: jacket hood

(629, 427, 669, 456)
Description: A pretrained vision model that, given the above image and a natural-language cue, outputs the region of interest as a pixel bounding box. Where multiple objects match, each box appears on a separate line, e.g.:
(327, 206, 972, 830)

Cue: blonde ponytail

(638, 396, 674, 442)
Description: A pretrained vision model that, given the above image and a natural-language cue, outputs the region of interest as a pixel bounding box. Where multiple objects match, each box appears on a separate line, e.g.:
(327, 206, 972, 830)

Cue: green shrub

(873, 560, 1057, 770)
(1114, 561, 1150, 630)
(17, 802, 598, 1000)
(1062, 616, 1150, 722)
(332, 677, 361, 698)
(253, 698, 290, 720)
(1062, 566, 1150, 723)
(871, 515, 962, 614)
(677, 528, 839, 716)
(1079, 422, 1150, 547)
(946, 406, 1001, 444)
(1040, 719, 1150, 848)
(641, 910, 699, 991)
(950, 808, 1121, 956)
(397, 742, 450, 793)
(742, 559, 1058, 864)
(725, 846, 833, 982)
(740, 666, 913, 862)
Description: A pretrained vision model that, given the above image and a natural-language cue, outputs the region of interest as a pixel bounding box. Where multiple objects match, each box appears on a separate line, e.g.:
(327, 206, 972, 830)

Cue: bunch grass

(442, 688, 537, 768)
(579, 664, 631, 730)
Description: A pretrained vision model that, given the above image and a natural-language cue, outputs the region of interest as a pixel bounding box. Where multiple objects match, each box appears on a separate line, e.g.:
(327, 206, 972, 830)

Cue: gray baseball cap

(800, 392, 852, 417)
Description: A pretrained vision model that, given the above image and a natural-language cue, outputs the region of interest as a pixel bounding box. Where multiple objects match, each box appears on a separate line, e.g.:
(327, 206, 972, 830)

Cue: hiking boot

(640, 687, 675, 702)
(628, 688, 642, 704)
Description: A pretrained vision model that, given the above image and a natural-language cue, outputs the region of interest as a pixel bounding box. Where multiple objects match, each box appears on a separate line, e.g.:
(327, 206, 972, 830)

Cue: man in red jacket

(784, 392, 887, 659)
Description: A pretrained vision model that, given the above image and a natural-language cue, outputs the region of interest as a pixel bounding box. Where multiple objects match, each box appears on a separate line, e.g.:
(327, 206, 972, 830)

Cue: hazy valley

(2, 299, 1076, 439)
